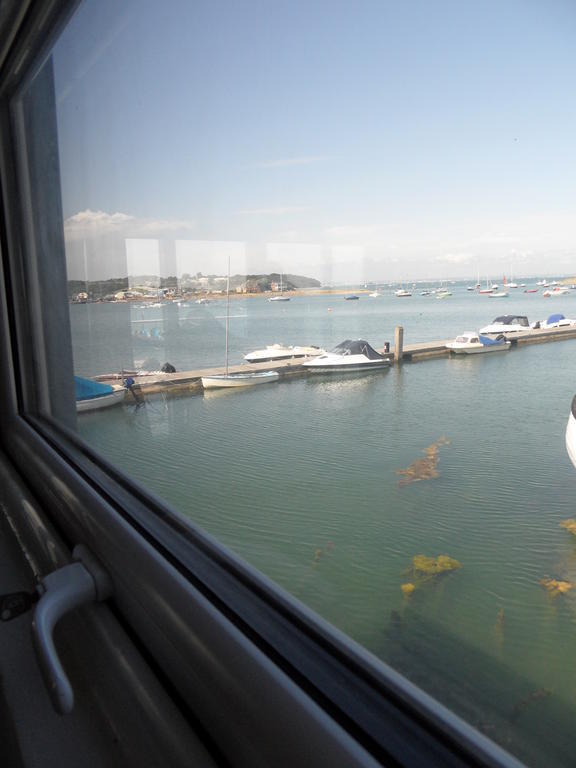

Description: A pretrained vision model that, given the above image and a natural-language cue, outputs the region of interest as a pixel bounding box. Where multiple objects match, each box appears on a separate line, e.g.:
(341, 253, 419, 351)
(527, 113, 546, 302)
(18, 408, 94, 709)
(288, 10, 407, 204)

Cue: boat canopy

(479, 335, 506, 346)
(331, 339, 383, 359)
(74, 375, 114, 401)
(492, 315, 529, 327)
(546, 314, 565, 325)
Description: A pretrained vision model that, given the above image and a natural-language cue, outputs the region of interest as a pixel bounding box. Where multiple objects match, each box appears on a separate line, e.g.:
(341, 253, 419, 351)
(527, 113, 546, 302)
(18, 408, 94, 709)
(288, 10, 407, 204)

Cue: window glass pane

(39, 0, 576, 763)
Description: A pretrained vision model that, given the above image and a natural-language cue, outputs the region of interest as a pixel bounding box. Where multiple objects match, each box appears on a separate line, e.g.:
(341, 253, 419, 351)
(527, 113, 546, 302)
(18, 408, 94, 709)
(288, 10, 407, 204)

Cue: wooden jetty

(107, 324, 576, 401)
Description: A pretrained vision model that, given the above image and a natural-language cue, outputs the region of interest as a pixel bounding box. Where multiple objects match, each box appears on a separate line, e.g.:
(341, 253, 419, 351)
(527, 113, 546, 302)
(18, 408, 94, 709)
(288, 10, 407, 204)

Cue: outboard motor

(161, 362, 176, 373)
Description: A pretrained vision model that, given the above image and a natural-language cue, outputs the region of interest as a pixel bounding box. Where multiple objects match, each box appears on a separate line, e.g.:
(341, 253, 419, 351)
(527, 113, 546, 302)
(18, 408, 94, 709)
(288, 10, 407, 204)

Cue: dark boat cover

(74, 376, 114, 401)
(331, 339, 383, 359)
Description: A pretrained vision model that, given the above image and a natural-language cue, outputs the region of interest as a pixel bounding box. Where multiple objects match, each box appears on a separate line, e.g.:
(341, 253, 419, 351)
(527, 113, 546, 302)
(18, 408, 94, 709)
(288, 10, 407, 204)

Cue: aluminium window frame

(0, 2, 522, 766)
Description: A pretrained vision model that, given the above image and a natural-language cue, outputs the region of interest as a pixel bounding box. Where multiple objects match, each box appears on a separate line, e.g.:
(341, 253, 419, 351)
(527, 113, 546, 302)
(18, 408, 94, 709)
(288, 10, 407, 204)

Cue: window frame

(0, 3, 523, 765)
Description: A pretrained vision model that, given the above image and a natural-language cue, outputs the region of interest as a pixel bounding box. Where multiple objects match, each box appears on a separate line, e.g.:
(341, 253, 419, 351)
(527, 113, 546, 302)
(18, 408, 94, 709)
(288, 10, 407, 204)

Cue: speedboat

(479, 315, 530, 335)
(243, 344, 324, 363)
(445, 332, 511, 355)
(75, 376, 126, 412)
(302, 339, 391, 373)
(540, 313, 576, 329)
(395, 289, 412, 297)
(201, 371, 280, 389)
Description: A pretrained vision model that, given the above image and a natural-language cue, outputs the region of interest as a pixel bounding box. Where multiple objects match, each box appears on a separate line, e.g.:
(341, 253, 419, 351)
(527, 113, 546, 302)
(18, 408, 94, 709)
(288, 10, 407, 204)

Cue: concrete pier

(101, 323, 576, 399)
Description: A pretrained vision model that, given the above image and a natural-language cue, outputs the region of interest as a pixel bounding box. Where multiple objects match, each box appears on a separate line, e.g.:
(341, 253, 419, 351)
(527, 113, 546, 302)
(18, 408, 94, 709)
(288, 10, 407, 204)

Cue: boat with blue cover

(445, 332, 511, 355)
(75, 376, 126, 412)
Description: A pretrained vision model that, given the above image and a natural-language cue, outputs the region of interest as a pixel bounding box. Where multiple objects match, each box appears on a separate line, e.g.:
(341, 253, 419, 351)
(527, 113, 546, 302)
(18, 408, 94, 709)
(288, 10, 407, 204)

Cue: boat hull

(304, 360, 390, 373)
(566, 397, 576, 469)
(201, 371, 280, 389)
(76, 388, 125, 412)
(446, 343, 510, 354)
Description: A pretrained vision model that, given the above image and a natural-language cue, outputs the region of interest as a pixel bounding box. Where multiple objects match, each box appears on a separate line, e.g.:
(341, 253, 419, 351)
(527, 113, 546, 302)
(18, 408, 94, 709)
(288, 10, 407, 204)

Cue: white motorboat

(566, 395, 576, 468)
(75, 376, 126, 412)
(395, 289, 411, 297)
(302, 339, 391, 373)
(244, 344, 324, 364)
(369, 291, 381, 297)
(489, 291, 508, 298)
(445, 332, 511, 355)
(479, 315, 530, 335)
(435, 290, 452, 299)
(201, 371, 280, 389)
(539, 313, 576, 329)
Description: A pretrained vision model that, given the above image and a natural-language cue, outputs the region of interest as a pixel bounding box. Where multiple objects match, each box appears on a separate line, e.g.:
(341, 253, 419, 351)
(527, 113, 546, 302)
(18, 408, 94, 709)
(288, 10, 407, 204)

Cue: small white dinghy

(75, 376, 126, 412)
(201, 371, 280, 389)
(445, 332, 511, 355)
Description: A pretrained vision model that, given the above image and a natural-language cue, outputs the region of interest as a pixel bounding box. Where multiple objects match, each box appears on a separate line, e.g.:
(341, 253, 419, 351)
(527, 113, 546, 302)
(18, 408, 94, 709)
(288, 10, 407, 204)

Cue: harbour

(73, 287, 576, 766)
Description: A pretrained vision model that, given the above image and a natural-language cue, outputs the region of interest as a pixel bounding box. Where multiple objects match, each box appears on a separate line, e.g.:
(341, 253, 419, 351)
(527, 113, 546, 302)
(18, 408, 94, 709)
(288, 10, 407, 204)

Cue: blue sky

(54, 0, 576, 282)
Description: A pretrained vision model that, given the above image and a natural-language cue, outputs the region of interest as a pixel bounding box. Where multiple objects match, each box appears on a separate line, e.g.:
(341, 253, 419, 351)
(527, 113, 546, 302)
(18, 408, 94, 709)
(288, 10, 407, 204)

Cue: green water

(75, 294, 576, 765)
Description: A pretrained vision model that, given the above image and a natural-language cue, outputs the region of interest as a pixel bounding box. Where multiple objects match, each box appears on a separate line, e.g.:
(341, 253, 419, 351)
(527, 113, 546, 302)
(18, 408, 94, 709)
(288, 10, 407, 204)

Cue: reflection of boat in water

(244, 344, 324, 363)
(75, 376, 125, 412)
(302, 339, 391, 373)
(445, 332, 510, 355)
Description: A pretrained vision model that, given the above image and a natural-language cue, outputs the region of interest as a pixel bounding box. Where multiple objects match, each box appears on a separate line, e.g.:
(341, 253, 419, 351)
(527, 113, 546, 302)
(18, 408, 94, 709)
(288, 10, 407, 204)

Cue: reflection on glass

(51, 0, 576, 763)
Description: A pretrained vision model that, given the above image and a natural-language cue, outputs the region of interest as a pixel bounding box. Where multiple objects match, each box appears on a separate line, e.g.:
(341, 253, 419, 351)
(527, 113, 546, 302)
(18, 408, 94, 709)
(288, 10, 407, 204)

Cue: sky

(53, 0, 576, 283)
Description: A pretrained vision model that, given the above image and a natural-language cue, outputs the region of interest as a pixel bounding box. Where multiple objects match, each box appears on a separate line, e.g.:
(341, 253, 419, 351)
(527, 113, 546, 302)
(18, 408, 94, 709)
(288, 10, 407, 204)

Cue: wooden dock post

(394, 325, 404, 363)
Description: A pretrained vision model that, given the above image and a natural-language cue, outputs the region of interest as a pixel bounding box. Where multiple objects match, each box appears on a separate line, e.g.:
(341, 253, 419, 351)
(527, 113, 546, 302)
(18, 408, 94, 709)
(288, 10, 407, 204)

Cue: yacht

(302, 339, 391, 373)
(244, 344, 325, 363)
(479, 315, 530, 335)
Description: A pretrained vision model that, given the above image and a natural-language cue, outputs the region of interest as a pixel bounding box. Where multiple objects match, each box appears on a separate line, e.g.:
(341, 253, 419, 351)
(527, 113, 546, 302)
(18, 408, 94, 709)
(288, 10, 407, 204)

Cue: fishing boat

(243, 344, 324, 363)
(445, 332, 510, 355)
(75, 376, 126, 412)
(203, 258, 280, 390)
(302, 339, 391, 373)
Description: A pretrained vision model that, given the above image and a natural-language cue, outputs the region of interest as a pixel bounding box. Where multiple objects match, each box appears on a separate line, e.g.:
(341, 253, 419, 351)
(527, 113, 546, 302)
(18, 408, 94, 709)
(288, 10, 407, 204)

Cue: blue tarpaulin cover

(74, 376, 114, 401)
(479, 335, 506, 346)
(546, 314, 565, 325)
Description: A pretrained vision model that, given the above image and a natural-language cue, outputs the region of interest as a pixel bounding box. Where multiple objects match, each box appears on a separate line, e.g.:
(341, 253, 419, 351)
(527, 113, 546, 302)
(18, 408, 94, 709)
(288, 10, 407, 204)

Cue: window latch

(0, 589, 39, 621)
(31, 545, 113, 715)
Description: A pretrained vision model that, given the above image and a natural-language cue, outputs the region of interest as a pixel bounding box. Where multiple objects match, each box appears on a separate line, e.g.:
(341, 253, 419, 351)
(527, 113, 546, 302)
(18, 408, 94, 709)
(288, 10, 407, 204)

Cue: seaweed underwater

(396, 436, 450, 487)
(401, 553, 461, 597)
(539, 578, 574, 597)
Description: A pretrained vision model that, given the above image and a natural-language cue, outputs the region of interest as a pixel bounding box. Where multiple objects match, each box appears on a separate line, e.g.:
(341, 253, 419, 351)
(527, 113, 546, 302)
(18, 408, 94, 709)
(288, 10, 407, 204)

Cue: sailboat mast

(225, 254, 230, 375)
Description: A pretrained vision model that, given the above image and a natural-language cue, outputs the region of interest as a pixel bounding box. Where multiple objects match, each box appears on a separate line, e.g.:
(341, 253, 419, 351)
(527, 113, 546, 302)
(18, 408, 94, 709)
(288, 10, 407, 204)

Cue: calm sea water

(73, 286, 576, 765)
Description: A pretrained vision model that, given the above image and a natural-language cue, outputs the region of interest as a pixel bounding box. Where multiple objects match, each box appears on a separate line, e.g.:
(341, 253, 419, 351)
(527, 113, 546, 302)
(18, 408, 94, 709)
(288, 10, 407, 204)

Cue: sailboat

(202, 259, 280, 389)
(268, 273, 290, 301)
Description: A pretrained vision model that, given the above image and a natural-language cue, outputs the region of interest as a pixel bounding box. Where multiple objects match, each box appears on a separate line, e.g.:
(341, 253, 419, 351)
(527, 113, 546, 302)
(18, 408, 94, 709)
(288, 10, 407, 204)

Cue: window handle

(32, 545, 113, 714)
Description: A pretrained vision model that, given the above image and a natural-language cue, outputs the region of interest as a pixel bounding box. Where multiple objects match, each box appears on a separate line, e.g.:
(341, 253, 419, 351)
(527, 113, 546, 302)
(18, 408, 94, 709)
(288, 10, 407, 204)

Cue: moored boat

(201, 371, 280, 389)
(75, 376, 126, 412)
(445, 332, 510, 355)
(243, 344, 324, 363)
(302, 339, 391, 373)
(395, 289, 412, 297)
(566, 395, 576, 469)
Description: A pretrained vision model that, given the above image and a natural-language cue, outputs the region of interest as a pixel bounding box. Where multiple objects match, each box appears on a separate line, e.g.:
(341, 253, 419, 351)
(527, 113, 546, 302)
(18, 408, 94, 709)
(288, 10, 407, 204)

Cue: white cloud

(236, 206, 310, 216)
(436, 252, 476, 264)
(64, 209, 195, 240)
